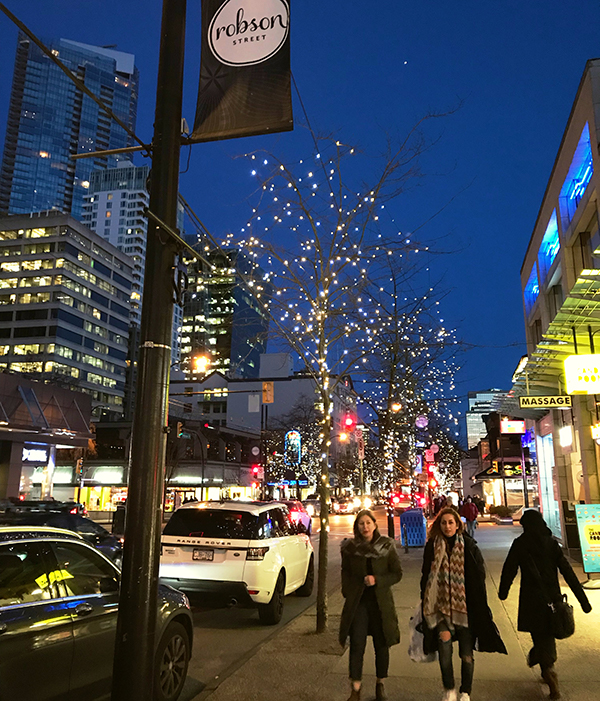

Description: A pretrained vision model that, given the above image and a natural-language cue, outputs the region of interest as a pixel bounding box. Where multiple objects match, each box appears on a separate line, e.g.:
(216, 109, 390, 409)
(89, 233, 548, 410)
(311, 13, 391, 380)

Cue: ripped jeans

(436, 620, 474, 694)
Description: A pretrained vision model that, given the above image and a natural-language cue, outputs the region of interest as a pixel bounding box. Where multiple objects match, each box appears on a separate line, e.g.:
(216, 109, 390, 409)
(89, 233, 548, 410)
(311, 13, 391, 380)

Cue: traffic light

(176, 421, 184, 437)
(252, 465, 260, 477)
(429, 478, 438, 489)
(343, 415, 356, 432)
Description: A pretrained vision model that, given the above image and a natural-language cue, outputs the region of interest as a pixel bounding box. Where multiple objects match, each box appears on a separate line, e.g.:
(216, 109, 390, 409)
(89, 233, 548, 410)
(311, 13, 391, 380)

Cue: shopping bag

(408, 605, 437, 663)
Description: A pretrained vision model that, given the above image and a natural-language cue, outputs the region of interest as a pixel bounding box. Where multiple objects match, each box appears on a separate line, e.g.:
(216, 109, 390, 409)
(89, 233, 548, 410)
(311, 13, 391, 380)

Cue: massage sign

(192, 0, 293, 142)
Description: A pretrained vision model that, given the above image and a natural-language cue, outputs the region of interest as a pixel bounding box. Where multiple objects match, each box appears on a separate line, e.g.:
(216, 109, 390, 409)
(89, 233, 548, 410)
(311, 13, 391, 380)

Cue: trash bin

(112, 504, 126, 535)
(399, 508, 427, 547)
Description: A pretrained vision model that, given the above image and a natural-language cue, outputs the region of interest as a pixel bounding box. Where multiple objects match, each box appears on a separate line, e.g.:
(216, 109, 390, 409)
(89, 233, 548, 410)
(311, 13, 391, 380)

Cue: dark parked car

(0, 526, 193, 701)
(0, 511, 123, 567)
(1, 498, 87, 515)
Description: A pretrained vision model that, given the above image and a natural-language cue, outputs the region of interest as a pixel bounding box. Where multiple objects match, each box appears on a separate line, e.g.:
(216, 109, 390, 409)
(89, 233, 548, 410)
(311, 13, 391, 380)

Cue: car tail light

(246, 547, 269, 560)
(247, 589, 260, 595)
(392, 496, 400, 505)
(69, 507, 77, 514)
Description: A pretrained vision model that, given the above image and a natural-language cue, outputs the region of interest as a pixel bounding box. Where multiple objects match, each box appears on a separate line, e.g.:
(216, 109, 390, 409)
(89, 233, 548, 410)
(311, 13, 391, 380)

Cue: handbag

(408, 604, 437, 663)
(530, 559, 575, 640)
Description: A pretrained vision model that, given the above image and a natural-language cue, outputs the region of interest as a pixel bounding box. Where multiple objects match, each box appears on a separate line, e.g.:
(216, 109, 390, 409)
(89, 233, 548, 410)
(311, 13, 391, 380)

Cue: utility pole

(111, 1, 186, 699)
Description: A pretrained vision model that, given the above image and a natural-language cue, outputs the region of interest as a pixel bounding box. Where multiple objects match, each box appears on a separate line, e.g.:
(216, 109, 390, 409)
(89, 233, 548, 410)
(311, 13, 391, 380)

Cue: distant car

(2, 499, 87, 516)
(389, 491, 413, 514)
(279, 500, 312, 536)
(0, 511, 123, 566)
(160, 501, 314, 625)
(331, 496, 354, 515)
(0, 525, 193, 701)
(302, 494, 321, 517)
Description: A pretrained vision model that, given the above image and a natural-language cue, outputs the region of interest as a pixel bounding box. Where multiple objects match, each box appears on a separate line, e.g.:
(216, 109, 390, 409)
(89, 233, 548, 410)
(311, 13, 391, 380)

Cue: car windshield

(163, 508, 259, 540)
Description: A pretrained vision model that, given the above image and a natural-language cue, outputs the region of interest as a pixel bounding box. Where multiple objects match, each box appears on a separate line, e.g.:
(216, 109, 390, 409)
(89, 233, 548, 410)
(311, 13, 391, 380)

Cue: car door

(270, 508, 301, 590)
(49, 540, 120, 699)
(0, 540, 73, 701)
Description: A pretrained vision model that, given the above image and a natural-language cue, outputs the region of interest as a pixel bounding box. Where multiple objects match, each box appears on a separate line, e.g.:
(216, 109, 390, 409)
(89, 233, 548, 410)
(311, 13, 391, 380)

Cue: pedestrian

(421, 507, 506, 701)
(339, 509, 403, 701)
(498, 509, 591, 699)
(460, 496, 479, 539)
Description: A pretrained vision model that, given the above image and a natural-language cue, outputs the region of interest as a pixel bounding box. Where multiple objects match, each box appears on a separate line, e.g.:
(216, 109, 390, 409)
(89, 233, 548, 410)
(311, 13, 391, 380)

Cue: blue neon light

(559, 123, 594, 228)
(524, 266, 540, 315)
(538, 210, 560, 281)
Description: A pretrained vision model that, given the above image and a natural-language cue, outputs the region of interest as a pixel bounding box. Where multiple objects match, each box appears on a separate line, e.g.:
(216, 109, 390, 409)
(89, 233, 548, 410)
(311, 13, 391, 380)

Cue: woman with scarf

(499, 509, 591, 700)
(421, 507, 506, 701)
(339, 509, 403, 701)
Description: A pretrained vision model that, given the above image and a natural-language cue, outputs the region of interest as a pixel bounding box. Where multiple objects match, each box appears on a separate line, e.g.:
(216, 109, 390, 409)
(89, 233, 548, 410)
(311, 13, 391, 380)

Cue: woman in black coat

(499, 509, 591, 699)
(339, 509, 402, 701)
(421, 508, 506, 701)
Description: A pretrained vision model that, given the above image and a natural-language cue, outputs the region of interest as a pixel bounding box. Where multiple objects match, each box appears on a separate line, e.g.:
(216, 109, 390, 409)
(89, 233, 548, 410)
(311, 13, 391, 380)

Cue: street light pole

(111, 1, 186, 699)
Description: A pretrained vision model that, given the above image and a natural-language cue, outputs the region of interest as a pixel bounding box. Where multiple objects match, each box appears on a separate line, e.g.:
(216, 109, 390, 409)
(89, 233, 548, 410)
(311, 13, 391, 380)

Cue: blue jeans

(465, 520, 476, 538)
(436, 621, 474, 693)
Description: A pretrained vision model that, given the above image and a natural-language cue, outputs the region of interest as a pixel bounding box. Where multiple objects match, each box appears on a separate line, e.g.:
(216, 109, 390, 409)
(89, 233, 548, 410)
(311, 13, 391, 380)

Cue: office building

(0, 35, 138, 220)
(0, 212, 133, 413)
(466, 389, 508, 449)
(181, 249, 270, 379)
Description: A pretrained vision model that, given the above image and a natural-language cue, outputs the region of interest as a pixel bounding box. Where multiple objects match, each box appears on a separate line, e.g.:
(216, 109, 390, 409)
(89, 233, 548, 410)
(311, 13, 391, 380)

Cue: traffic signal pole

(111, 1, 186, 699)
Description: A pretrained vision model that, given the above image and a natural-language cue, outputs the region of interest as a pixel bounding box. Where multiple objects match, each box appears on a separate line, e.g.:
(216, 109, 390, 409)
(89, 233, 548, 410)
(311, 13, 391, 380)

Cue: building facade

(0, 35, 138, 220)
(510, 59, 600, 545)
(0, 212, 132, 414)
(181, 249, 270, 379)
(466, 388, 508, 449)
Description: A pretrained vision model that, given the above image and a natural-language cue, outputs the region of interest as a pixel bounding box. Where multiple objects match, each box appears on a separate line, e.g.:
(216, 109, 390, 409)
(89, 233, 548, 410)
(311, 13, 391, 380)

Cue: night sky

(2, 0, 600, 421)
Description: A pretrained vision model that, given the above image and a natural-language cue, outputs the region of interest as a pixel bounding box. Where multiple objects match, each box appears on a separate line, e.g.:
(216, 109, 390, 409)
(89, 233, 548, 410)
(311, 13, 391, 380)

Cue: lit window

(524, 266, 540, 315)
(559, 123, 593, 229)
(538, 210, 560, 281)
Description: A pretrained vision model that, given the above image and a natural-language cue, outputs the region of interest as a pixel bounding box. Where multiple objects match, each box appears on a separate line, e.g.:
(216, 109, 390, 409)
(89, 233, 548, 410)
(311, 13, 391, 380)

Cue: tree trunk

(316, 387, 331, 633)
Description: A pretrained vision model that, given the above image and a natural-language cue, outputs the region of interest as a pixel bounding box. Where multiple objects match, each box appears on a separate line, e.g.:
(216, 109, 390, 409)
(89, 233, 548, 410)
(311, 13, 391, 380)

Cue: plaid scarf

(423, 534, 468, 629)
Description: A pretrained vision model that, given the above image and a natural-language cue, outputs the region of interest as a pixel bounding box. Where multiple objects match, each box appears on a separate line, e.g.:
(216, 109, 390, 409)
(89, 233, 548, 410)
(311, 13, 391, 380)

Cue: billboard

(564, 354, 600, 394)
(575, 504, 600, 573)
(191, 0, 293, 142)
(500, 419, 526, 434)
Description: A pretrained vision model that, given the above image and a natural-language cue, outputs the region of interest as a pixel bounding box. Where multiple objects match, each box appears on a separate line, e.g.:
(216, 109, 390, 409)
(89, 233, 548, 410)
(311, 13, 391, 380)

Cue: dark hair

(353, 509, 381, 541)
(428, 507, 464, 540)
(520, 509, 552, 537)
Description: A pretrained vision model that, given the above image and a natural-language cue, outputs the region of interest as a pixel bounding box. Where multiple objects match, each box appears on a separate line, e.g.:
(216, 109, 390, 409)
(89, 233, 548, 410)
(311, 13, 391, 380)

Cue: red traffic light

(252, 465, 260, 476)
(344, 415, 356, 431)
(429, 478, 438, 489)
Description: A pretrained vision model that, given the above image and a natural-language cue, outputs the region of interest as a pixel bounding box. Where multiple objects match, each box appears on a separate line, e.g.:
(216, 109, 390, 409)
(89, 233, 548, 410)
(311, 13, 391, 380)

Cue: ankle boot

(346, 687, 360, 701)
(542, 667, 560, 700)
(375, 681, 387, 700)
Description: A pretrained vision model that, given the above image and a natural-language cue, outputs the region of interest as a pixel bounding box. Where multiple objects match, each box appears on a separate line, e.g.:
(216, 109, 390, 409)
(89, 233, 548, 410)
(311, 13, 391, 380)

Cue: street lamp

(192, 355, 210, 375)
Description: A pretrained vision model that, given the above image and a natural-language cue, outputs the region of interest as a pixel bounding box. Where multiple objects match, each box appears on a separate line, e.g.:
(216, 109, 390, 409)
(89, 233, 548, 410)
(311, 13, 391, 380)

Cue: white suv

(159, 501, 314, 624)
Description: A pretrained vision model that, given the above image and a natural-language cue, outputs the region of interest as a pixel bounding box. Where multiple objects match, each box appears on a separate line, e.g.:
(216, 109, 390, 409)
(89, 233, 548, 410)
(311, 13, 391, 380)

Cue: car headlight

(306, 504, 314, 517)
(353, 497, 361, 508)
(363, 497, 372, 509)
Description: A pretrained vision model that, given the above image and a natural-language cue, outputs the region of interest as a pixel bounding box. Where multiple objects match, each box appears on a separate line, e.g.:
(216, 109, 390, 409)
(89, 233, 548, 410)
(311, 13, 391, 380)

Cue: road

(179, 510, 362, 701)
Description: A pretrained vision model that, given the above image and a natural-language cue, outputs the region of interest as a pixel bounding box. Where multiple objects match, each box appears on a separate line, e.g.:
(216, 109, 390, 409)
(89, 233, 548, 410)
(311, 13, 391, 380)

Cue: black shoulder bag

(530, 558, 575, 640)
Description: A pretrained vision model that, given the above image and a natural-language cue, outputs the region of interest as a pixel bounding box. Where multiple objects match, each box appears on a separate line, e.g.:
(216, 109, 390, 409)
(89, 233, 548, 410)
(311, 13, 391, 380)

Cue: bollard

(387, 507, 395, 539)
(402, 524, 409, 553)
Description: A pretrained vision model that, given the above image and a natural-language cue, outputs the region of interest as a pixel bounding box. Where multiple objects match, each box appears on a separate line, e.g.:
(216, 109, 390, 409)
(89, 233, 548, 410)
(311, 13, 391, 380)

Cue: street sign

(262, 381, 274, 403)
(519, 395, 571, 409)
(424, 449, 434, 462)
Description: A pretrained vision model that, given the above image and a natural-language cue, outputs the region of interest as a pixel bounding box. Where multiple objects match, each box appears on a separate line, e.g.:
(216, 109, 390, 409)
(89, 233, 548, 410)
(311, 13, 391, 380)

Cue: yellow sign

(592, 424, 600, 441)
(262, 381, 274, 404)
(564, 354, 600, 394)
(519, 395, 571, 409)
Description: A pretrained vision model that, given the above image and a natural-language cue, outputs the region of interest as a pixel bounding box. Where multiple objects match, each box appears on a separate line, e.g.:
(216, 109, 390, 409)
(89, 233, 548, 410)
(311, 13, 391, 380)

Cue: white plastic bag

(408, 604, 437, 663)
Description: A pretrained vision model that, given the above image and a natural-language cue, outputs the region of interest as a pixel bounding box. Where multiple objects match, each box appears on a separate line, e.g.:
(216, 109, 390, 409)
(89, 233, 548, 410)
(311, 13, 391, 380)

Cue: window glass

(163, 509, 258, 540)
(270, 508, 290, 537)
(257, 511, 275, 539)
(0, 542, 55, 607)
(51, 542, 119, 597)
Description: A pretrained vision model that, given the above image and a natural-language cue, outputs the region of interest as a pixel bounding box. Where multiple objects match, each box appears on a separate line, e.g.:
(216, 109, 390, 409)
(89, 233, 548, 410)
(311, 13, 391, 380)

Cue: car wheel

(154, 621, 190, 701)
(258, 571, 285, 625)
(295, 555, 314, 597)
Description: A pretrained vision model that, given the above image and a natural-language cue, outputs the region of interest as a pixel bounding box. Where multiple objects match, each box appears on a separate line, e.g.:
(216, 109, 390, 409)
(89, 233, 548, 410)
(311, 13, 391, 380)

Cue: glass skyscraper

(0, 34, 138, 220)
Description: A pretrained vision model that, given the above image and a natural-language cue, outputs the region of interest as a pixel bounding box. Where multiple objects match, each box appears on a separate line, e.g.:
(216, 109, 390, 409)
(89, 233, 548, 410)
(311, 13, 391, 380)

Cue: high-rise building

(181, 249, 270, 379)
(0, 35, 138, 220)
(466, 389, 508, 449)
(0, 212, 133, 413)
(82, 163, 148, 325)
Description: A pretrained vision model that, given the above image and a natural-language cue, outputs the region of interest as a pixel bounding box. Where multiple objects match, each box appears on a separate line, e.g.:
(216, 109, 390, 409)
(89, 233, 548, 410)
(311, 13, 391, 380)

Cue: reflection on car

(0, 526, 193, 701)
(279, 500, 312, 536)
(160, 501, 314, 625)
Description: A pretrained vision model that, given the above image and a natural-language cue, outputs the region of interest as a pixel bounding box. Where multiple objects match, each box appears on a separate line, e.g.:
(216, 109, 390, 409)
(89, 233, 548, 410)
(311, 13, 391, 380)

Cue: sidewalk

(192, 523, 600, 701)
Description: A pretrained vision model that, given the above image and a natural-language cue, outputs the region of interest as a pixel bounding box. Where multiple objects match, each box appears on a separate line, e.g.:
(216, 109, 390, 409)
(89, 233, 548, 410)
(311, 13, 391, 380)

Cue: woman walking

(421, 507, 506, 701)
(498, 509, 592, 699)
(339, 509, 402, 701)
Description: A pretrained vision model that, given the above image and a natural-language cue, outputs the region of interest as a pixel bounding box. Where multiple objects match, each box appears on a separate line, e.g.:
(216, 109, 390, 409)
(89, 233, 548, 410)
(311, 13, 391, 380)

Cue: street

(178, 511, 358, 700)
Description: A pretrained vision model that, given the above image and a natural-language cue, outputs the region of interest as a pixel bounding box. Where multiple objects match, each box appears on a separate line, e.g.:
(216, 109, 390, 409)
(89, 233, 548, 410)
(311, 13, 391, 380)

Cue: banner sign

(284, 430, 301, 465)
(500, 419, 526, 434)
(192, 0, 293, 142)
(575, 504, 600, 573)
(518, 395, 571, 409)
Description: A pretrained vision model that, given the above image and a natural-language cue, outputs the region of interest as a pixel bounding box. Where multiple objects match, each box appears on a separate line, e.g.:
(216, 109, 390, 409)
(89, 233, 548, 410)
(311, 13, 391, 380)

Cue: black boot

(375, 681, 387, 700)
(542, 667, 560, 700)
(346, 687, 361, 701)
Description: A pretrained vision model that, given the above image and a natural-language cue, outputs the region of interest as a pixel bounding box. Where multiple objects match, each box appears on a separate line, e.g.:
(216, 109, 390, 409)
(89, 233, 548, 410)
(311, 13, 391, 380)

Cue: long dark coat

(338, 535, 402, 647)
(420, 533, 507, 654)
(498, 532, 591, 633)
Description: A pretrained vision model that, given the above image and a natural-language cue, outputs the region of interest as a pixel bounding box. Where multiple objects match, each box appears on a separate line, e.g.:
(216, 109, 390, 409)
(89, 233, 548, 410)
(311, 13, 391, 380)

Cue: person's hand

(583, 601, 592, 614)
(364, 575, 376, 587)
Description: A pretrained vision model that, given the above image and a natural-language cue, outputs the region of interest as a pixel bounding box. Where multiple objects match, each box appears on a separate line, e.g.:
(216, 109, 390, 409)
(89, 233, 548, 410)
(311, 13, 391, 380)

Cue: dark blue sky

(2, 0, 600, 411)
